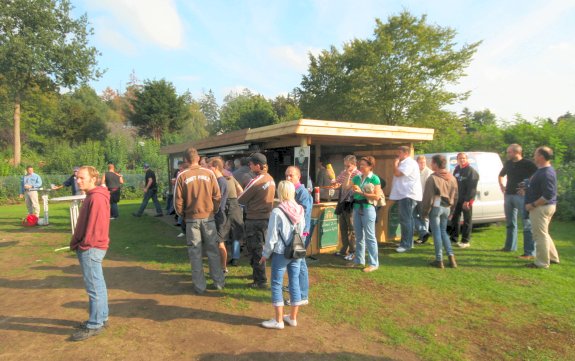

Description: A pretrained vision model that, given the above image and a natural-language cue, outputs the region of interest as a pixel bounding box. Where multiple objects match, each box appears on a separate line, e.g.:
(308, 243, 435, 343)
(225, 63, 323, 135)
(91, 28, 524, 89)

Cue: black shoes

(75, 320, 108, 330)
(249, 282, 267, 289)
(229, 259, 239, 266)
(70, 326, 104, 341)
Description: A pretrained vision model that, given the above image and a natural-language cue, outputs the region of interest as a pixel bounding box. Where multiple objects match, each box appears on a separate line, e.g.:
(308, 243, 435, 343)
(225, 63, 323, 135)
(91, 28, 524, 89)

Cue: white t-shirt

(389, 157, 422, 201)
(420, 167, 433, 190)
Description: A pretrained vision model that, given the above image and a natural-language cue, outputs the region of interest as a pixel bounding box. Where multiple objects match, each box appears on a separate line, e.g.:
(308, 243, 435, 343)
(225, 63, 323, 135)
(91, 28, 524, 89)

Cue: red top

(70, 186, 110, 251)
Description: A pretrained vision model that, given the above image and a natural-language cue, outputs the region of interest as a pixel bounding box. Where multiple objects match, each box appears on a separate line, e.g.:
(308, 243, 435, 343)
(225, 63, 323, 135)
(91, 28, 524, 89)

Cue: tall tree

(0, 0, 101, 165)
(199, 89, 221, 135)
(57, 85, 109, 143)
(296, 11, 480, 125)
(272, 95, 302, 123)
(128, 79, 188, 142)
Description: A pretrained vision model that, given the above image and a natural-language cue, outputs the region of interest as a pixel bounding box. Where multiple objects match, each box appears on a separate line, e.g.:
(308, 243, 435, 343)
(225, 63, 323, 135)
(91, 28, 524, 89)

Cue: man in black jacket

(449, 153, 479, 248)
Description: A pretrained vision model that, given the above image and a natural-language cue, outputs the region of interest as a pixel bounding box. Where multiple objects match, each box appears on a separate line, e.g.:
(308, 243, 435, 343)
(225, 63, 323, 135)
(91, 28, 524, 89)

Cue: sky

(73, 0, 575, 122)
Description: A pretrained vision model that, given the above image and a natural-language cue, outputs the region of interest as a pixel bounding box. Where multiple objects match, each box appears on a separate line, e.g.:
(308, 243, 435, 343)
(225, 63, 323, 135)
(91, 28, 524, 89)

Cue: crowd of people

(19, 143, 560, 340)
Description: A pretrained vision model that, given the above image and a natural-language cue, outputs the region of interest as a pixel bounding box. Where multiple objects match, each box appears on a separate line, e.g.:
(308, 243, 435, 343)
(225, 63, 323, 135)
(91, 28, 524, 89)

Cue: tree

(220, 89, 279, 132)
(57, 85, 109, 143)
(272, 95, 302, 123)
(0, 0, 101, 165)
(128, 79, 188, 142)
(296, 11, 480, 125)
(199, 89, 221, 135)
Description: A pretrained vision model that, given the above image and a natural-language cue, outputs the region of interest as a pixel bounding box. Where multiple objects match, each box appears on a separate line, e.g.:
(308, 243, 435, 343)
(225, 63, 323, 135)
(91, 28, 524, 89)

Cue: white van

(420, 152, 505, 224)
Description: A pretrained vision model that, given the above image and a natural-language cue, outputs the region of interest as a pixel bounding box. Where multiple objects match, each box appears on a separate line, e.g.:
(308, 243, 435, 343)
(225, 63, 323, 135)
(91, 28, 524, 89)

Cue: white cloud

(86, 0, 184, 49)
(93, 18, 137, 55)
(268, 45, 321, 72)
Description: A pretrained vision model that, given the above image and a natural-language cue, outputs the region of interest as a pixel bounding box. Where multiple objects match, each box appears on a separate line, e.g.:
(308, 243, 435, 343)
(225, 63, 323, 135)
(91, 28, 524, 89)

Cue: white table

(50, 195, 86, 234)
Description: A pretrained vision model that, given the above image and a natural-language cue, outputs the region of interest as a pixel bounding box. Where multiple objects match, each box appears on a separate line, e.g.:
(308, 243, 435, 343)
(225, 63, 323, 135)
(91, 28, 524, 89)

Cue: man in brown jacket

(175, 147, 224, 294)
(421, 154, 459, 269)
(238, 152, 276, 288)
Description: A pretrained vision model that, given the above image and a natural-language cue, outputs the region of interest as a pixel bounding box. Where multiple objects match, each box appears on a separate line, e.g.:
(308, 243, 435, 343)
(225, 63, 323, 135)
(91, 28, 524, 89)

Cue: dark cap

(249, 152, 267, 166)
(73, 166, 80, 171)
(143, 163, 150, 169)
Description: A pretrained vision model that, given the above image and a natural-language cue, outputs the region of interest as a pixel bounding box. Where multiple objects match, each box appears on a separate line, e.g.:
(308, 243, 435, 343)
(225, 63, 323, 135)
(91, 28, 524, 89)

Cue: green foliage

(220, 89, 279, 132)
(296, 11, 480, 125)
(104, 135, 131, 171)
(42, 139, 106, 173)
(200, 89, 221, 135)
(556, 162, 575, 221)
(128, 79, 188, 142)
(271, 95, 302, 123)
(56, 85, 109, 143)
(0, 0, 102, 164)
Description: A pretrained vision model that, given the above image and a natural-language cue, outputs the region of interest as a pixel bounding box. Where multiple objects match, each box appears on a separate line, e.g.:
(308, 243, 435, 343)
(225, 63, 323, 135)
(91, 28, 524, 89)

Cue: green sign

(387, 202, 401, 240)
(319, 207, 338, 248)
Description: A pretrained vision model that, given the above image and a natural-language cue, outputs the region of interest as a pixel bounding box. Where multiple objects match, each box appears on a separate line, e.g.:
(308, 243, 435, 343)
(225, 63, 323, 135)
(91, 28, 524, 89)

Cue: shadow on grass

(62, 298, 263, 326)
(0, 264, 269, 303)
(0, 316, 77, 336)
(0, 241, 19, 247)
(197, 352, 394, 361)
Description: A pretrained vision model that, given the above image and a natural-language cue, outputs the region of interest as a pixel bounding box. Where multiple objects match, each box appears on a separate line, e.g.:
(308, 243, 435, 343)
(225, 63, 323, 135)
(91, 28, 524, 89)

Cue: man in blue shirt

(524, 146, 559, 269)
(285, 166, 312, 305)
(52, 167, 82, 196)
(19, 166, 43, 217)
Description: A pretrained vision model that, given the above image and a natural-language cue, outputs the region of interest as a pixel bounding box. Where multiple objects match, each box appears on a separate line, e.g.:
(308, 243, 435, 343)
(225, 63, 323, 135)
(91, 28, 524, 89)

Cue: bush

(556, 162, 575, 221)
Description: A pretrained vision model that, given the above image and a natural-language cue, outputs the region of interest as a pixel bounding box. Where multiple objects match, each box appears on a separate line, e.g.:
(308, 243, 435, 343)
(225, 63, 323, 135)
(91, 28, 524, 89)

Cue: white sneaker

(344, 253, 355, 261)
(261, 319, 284, 329)
(396, 247, 407, 253)
(283, 315, 298, 327)
(177, 233, 185, 238)
(458, 243, 470, 248)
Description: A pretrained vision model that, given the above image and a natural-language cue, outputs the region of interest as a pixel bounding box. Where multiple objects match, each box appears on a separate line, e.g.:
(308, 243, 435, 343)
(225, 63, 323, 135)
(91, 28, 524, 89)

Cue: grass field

(1, 199, 573, 360)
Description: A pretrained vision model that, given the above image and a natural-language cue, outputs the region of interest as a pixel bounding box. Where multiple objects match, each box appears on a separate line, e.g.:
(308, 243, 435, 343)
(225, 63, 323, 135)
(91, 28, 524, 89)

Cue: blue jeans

(298, 258, 309, 300)
(110, 202, 119, 218)
(429, 206, 453, 261)
(77, 248, 108, 329)
(398, 198, 417, 249)
(231, 240, 241, 260)
(413, 201, 429, 237)
(353, 205, 379, 267)
(136, 189, 163, 216)
(504, 194, 534, 255)
(270, 254, 302, 306)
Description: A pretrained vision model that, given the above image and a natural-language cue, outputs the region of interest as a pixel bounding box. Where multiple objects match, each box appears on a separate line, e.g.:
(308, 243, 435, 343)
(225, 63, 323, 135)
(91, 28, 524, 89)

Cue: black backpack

(278, 208, 307, 259)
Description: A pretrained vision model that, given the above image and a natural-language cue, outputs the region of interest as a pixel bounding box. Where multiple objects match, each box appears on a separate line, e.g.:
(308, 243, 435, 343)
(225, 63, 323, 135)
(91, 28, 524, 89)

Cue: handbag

(278, 208, 307, 259)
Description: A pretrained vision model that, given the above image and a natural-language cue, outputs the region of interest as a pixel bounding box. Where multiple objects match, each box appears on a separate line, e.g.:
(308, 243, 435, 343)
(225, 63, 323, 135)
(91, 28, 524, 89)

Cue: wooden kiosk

(161, 119, 434, 255)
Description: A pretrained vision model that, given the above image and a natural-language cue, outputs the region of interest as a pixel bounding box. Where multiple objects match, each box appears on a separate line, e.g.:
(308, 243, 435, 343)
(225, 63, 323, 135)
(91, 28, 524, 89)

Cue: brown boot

(429, 260, 444, 269)
(448, 255, 457, 268)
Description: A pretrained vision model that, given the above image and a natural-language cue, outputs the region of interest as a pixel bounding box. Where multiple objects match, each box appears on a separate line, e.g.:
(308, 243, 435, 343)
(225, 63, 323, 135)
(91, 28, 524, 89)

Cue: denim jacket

(262, 207, 304, 259)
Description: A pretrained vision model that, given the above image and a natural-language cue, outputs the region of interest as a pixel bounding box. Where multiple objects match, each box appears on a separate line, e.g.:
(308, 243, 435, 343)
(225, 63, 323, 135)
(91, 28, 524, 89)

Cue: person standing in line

(174, 162, 189, 238)
(498, 144, 538, 258)
(449, 153, 479, 248)
(285, 166, 312, 305)
(102, 163, 123, 219)
(174, 148, 224, 293)
(259, 181, 305, 329)
(389, 146, 422, 253)
(350, 156, 383, 272)
(524, 146, 560, 269)
(222, 166, 244, 267)
(207, 157, 230, 273)
(238, 153, 276, 289)
(69, 166, 110, 341)
(52, 166, 82, 196)
(132, 163, 163, 217)
(19, 165, 43, 217)
(233, 157, 254, 188)
(333, 155, 362, 260)
(414, 155, 433, 244)
(421, 155, 459, 269)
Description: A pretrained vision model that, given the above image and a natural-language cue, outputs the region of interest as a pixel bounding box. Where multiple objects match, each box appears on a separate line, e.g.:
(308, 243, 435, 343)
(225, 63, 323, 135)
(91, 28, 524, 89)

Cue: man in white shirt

(389, 146, 422, 253)
(414, 155, 433, 244)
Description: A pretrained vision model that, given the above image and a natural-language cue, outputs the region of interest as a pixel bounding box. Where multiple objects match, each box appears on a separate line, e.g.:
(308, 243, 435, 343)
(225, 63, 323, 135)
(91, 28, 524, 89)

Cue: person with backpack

(259, 181, 305, 329)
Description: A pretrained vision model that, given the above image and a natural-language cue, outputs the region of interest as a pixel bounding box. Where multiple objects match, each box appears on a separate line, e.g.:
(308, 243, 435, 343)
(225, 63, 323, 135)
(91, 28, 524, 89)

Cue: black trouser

(245, 219, 268, 284)
(450, 201, 473, 243)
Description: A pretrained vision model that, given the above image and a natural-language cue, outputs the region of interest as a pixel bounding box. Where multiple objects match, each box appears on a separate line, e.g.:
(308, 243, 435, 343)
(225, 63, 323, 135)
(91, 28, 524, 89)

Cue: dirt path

(0, 230, 419, 361)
